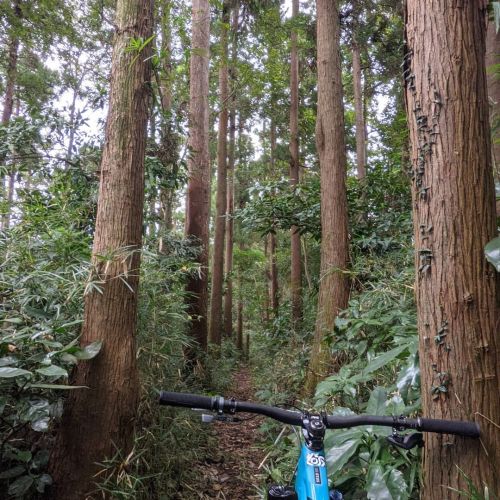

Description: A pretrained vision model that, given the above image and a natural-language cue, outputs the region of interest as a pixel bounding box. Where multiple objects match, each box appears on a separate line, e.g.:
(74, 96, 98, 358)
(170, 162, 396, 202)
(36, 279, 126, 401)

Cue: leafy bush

(0, 205, 94, 497)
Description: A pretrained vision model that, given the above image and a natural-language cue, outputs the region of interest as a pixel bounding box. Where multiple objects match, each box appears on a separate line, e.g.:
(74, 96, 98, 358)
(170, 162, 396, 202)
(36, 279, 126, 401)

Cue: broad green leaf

(325, 438, 361, 475)
(0, 367, 32, 378)
(386, 469, 409, 500)
(16, 450, 32, 463)
(8, 475, 34, 497)
(32, 417, 50, 432)
(366, 463, 409, 500)
(324, 427, 364, 448)
(366, 463, 390, 499)
(0, 465, 25, 479)
(33, 449, 50, 468)
(386, 394, 405, 416)
(0, 355, 18, 367)
(35, 474, 52, 493)
(363, 344, 409, 375)
(485, 237, 500, 272)
(73, 340, 103, 360)
(35, 365, 68, 378)
(60, 352, 78, 364)
(366, 387, 387, 416)
(396, 352, 420, 399)
(494, 3, 500, 33)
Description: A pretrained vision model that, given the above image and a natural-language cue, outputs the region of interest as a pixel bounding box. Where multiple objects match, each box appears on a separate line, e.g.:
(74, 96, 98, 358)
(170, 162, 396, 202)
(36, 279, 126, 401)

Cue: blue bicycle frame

(295, 443, 329, 500)
(158, 390, 480, 500)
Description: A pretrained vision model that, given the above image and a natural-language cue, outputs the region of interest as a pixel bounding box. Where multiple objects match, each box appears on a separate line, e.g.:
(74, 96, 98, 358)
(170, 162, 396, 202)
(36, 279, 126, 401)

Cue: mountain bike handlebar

(158, 391, 480, 438)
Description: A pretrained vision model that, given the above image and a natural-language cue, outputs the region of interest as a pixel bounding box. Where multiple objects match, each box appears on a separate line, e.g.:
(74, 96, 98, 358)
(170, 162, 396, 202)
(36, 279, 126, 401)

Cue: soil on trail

(181, 365, 267, 499)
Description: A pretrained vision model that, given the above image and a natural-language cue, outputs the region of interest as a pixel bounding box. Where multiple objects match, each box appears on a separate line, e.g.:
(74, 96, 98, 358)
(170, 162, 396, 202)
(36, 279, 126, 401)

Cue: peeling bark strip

(305, 0, 350, 395)
(185, 0, 211, 350)
(48, 0, 153, 498)
(405, 1, 500, 496)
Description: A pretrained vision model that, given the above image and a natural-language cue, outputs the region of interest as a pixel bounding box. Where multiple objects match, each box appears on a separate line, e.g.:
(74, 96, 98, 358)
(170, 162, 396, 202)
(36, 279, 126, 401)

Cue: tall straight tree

(406, 1, 500, 496)
(289, 0, 302, 328)
(1, 0, 21, 230)
(209, 1, 230, 345)
(352, 39, 366, 179)
(305, 0, 349, 395)
(185, 0, 211, 350)
(269, 120, 279, 316)
(48, 0, 153, 497)
(223, 0, 239, 338)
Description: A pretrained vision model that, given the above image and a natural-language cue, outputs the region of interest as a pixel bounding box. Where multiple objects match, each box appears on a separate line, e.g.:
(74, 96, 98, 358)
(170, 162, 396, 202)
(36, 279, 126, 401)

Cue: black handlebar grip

(159, 391, 214, 410)
(418, 418, 480, 438)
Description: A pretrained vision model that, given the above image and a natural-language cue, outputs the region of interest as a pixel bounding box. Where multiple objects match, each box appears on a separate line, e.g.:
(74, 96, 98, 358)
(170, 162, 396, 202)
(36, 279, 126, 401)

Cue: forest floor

(177, 365, 267, 499)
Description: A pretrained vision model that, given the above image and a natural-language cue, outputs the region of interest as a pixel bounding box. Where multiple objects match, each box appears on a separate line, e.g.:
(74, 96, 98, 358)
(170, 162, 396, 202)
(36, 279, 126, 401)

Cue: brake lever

(386, 432, 424, 450)
(201, 413, 240, 424)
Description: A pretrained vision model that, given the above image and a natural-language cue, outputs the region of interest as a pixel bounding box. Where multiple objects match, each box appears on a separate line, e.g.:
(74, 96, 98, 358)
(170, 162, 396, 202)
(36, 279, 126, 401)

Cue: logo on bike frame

(306, 453, 325, 467)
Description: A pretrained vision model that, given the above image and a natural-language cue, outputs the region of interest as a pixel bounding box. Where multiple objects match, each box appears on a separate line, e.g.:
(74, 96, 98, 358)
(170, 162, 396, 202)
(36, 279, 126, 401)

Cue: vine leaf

(485, 236, 500, 272)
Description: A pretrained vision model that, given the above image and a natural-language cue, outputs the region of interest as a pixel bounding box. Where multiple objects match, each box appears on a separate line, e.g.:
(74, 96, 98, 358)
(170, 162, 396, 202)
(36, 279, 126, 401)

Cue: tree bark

(405, 1, 500, 496)
(1, 0, 21, 230)
(236, 260, 244, 350)
(352, 41, 367, 180)
(185, 0, 211, 350)
(305, 0, 350, 395)
(289, 0, 302, 329)
(223, 1, 239, 339)
(269, 120, 279, 316)
(209, 2, 230, 346)
(48, 0, 153, 497)
(486, 18, 500, 183)
(158, 0, 177, 241)
(1, 0, 20, 128)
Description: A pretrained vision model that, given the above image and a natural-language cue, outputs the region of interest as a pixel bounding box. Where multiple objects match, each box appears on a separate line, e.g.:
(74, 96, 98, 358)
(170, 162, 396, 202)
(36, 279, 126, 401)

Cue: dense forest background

(0, 0, 499, 499)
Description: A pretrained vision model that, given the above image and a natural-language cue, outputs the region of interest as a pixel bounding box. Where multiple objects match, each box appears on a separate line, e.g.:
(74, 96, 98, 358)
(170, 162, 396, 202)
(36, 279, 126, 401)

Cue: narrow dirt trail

(185, 365, 267, 499)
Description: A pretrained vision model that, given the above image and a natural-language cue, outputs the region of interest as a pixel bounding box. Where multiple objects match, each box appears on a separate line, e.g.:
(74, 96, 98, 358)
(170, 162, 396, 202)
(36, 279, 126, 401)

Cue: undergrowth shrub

(250, 169, 422, 499)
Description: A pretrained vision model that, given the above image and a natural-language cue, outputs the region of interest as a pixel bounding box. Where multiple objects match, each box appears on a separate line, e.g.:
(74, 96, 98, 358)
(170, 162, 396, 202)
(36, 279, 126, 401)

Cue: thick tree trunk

(209, 2, 230, 345)
(405, 2, 500, 496)
(289, 0, 302, 329)
(352, 41, 367, 180)
(486, 19, 500, 183)
(47, 1, 153, 498)
(223, 1, 239, 339)
(185, 0, 211, 350)
(305, 0, 349, 395)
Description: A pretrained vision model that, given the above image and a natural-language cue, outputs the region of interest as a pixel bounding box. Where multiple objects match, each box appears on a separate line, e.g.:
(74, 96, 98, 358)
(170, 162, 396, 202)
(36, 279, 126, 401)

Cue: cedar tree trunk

(405, 1, 500, 496)
(289, 0, 302, 329)
(269, 120, 279, 316)
(48, 0, 153, 497)
(209, 2, 230, 345)
(185, 0, 211, 350)
(305, 0, 350, 395)
(352, 41, 367, 180)
(223, 1, 239, 339)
